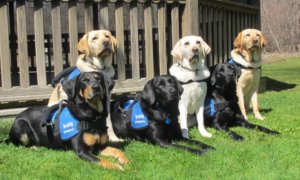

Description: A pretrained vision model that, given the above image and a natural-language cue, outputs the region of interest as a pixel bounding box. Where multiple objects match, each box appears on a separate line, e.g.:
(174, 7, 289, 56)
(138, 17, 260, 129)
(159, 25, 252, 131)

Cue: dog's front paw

(199, 129, 212, 138)
(255, 114, 265, 120)
(99, 159, 124, 170)
(181, 129, 189, 139)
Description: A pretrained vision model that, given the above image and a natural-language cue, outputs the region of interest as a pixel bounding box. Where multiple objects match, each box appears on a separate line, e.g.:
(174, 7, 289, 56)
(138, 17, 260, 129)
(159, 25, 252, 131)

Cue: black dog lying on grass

(8, 72, 128, 170)
(204, 63, 279, 141)
(111, 75, 215, 155)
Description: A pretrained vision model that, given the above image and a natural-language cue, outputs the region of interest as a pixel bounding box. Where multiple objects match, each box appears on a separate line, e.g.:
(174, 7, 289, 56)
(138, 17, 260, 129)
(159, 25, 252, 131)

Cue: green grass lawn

(1, 57, 300, 179)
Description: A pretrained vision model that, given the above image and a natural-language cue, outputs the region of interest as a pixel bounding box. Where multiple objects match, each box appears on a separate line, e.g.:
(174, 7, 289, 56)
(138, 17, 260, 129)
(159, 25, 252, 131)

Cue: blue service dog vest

(204, 98, 217, 118)
(51, 107, 80, 140)
(123, 99, 171, 130)
(66, 68, 81, 80)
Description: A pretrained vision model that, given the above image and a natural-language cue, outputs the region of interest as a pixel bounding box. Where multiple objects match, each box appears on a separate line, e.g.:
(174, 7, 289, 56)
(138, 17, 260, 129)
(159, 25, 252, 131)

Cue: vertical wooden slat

(218, 8, 223, 64)
(213, 8, 218, 65)
(68, 1, 78, 66)
(223, 9, 228, 61)
(85, 1, 94, 32)
(232, 11, 237, 41)
(202, 5, 208, 43)
(34, 1, 47, 87)
(158, 2, 167, 74)
(16, 0, 29, 88)
(51, 0, 63, 76)
(99, 1, 109, 30)
(183, 0, 199, 36)
(171, 3, 180, 64)
(236, 11, 241, 33)
(115, 2, 126, 82)
(130, 1, 139, 80)
(227, 10, 232, 55)
(144, 2, 154, 79)
(207, 6, 213, 66)
(0, 1, 11, 89)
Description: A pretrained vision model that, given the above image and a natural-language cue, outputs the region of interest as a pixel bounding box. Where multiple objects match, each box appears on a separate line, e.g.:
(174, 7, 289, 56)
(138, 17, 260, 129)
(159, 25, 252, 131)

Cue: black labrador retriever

(204, 63, 279, 141)
(111, 75, 214, 155)
(9, 72, 128, 170)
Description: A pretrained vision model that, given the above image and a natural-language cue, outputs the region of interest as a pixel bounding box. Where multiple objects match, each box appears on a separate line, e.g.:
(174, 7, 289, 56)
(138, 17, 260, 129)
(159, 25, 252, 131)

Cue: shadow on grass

(260, 77, 297, 93)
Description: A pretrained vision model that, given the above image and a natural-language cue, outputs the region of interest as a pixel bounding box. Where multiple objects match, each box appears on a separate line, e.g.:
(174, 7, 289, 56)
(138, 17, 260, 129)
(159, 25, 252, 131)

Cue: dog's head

(76, 30, 118, 58)
(234, 29, 266, 52)
(171, 36, 211, 65)
(62, 72, 114, 106)
(210, 63, 241, 89)
(140, 75, 183, 108)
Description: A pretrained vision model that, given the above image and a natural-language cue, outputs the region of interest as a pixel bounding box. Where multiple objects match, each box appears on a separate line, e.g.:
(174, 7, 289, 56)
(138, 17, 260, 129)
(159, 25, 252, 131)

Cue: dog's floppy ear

(140, 79, 155, 106)
(62, 76, 79, 100)
(210, 65, 219, 86)
(171, 41, 183, 61)
(260, 33, 266, 48)
(109, 34, 119, 53)
(199, 37, 211, 56)
(103, 73, 115, 93)
(234, 32, 242, 49)
(77, 33, 90, 57)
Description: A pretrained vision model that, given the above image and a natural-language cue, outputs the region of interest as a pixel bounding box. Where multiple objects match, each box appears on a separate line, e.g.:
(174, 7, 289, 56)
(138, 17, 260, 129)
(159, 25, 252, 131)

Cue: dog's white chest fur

(169, 63, 210, 83)
(180, 82, 207, 114)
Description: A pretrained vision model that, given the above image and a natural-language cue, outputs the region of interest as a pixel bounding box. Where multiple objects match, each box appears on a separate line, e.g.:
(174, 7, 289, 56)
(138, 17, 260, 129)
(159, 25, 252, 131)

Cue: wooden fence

(0, 0, 260, 114)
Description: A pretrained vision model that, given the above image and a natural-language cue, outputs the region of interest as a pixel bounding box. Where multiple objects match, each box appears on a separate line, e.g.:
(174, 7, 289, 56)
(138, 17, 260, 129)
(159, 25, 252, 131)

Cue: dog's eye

(184, 42, 190, 46)
(256, 33, 260, 37)
(92, 37, 98, 40)
(158, 81, 165, 87)
(83, 77, 90, 83)
(196, 41, 201, 44)
(245, 34, 250, 37)
(105, 34, 110, 38)
(168, 78, 174, 84)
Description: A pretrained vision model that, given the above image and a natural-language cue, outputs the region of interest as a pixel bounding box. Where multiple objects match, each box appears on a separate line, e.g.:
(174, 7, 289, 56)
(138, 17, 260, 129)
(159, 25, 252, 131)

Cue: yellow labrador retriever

(169, 36, 212, 138)
(48, 30, 122, 141)
(230, 29, 266, 120)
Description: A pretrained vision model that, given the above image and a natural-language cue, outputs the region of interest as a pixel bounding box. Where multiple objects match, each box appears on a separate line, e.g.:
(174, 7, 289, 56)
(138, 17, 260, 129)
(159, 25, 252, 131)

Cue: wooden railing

(0, 0, 260, 113)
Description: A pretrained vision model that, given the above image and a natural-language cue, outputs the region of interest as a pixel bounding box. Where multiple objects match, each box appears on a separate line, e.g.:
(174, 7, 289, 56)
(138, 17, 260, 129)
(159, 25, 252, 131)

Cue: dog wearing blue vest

(48, 30, 122, 142)
(204, 63, 279, 141)
(110, 75, 215, 155)
(8, 72, 129, 170)
(230, 29, 266, 121)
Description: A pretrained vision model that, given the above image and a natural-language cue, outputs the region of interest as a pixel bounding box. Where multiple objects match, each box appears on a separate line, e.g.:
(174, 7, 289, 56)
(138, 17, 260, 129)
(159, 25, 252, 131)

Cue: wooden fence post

(182, 0, 199, 36)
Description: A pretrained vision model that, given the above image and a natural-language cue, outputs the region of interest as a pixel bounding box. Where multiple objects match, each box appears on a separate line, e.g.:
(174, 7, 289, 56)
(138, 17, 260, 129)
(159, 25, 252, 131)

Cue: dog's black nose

(253, 39, 258, 44)
(192, 47, 198, 53)
(103, 40, 109, 46)
(92, 84, 100, 91)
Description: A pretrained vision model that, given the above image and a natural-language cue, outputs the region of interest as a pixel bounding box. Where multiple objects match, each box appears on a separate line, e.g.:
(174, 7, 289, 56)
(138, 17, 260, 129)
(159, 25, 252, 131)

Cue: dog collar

(176, 63, 201, 73)
(228, 58, 261, 70)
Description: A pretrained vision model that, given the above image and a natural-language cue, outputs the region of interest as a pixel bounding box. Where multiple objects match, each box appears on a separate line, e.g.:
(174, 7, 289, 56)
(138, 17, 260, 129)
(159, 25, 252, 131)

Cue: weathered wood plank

(207, 6, 213, 66)
(223, 9, 228, 61)
(68, 1, 78, 66)
(16, 0, 29, 88)
(130, 1, 140, 80)
(171, 2, 180, 64)
(99, 1, 109, 29)
(84, 1, 93, 32)
(185, 0, 199, 35)
(51, 0, 63, 75)
(218, 8, 223, 63)
(0, 1, 12, 89)
(158, 2, 167, 74)
(115, 1, 126, 82)
(227, 10, 232, 56)
(213, 8, 218, 65)
(144, 2, 154, 79)
(34, 1, 47, 87)
(113, 78, 148, 94)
